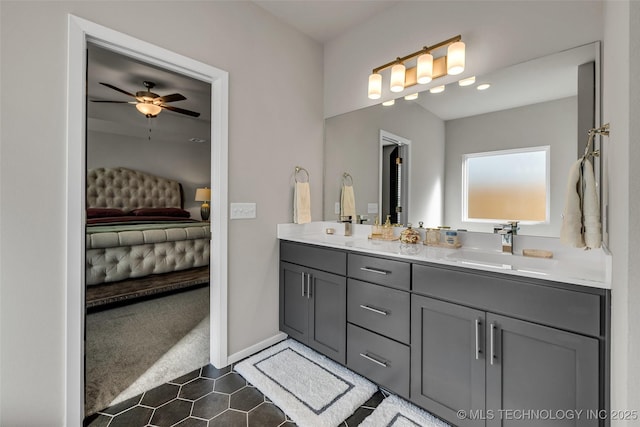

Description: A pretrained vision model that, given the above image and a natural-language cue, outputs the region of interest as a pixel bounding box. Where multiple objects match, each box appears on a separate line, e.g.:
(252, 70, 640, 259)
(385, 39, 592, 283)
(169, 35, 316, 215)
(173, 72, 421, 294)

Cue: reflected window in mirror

(462, 146, 550, 224)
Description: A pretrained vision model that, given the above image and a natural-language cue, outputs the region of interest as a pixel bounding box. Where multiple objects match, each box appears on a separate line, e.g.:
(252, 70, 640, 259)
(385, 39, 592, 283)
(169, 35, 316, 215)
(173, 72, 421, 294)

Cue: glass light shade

(382, 99, 395, 106)
(458, 76, 476, 86)
(195, 187, 211, 202)
(390, 63, 406, 92)
(416, 53, 433, 84)
(136, 102, 162, 116)
(429, 85, 445, 94)
(447, 41, 465, 75)
(368, 73, 382, 99)
(404, 93, 419, 101)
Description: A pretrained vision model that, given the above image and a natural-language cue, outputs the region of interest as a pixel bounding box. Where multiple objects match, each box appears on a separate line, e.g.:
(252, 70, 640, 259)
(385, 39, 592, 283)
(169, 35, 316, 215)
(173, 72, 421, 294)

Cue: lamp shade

(447, 41, 465, 75)
(416, 53, 433, 84)
(368, 73, 382, 99)
(195, 187, 211, 202)
(390, 63, 406, 92)
(136, 102, 162, 117)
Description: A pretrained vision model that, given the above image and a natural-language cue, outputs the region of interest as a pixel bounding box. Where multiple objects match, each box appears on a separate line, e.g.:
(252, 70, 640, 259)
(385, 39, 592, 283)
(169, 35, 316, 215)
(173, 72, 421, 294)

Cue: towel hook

(342, 172, 354, 186)
(583, 123, 610, 158)
(295, 166, 310, 183)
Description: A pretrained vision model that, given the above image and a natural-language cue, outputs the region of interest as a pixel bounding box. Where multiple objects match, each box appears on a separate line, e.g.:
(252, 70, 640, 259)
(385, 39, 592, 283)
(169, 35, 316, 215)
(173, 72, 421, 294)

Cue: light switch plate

(230, 202, 257, 219)
(368, 203, 378, 214)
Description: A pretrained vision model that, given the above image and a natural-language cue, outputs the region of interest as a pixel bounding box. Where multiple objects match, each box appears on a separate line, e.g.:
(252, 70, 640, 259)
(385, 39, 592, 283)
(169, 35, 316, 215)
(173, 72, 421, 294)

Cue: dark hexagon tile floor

(84, 363, 388, 427)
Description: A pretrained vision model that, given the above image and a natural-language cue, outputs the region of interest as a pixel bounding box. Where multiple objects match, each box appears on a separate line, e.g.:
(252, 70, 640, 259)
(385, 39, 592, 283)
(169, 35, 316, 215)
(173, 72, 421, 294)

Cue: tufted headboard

(87, 167, 183, 211)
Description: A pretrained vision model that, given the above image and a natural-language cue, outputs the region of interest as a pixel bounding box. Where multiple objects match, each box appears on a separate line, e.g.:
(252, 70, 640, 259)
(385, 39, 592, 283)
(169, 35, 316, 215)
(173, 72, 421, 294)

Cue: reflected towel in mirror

(560, 157, 601, 249)
(294, 181, 311, 224)
(340, 185, 356, 218)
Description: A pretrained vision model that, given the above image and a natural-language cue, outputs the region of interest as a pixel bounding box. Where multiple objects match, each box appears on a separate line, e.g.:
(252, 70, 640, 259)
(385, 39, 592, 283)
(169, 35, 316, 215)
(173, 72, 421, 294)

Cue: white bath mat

(360, 394, 451, 427)
(234, 339, 377, 427)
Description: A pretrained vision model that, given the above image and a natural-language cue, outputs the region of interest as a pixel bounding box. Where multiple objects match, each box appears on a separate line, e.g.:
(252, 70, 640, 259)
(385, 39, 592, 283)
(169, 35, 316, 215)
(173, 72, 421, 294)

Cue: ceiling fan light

(136, 102, 162, 117)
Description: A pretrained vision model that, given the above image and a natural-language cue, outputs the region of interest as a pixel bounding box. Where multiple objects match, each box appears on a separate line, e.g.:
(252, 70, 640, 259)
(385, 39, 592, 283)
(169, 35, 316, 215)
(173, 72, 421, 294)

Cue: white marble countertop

(278, 222, 612, 290)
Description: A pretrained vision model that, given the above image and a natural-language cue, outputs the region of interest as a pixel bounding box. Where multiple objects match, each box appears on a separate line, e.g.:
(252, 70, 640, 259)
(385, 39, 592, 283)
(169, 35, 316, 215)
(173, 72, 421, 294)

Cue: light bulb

(416, 53, 433, 84)
(368, 73, 382, 99)
(390, 63, 406, 93)
(447, 41, 465, 75)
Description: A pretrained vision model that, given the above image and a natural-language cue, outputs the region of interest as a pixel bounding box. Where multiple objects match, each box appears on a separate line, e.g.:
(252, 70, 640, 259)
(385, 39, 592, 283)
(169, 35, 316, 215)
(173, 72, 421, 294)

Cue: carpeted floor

(85, 285, 210, 416)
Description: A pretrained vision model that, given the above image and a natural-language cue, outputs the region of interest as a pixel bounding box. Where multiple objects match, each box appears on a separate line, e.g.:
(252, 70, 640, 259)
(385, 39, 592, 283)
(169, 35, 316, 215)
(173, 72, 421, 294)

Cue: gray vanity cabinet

(279, 241, 347, 364)
(411, 295, 486, 427)
(485, 313, 599, 427)
(411, 263, 603, 427)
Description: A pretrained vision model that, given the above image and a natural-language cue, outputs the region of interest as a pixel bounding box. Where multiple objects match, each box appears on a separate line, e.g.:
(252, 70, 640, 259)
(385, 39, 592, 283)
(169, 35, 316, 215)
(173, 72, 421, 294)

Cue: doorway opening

(67, 15, 229, 426)
(379, 130, 411, 226)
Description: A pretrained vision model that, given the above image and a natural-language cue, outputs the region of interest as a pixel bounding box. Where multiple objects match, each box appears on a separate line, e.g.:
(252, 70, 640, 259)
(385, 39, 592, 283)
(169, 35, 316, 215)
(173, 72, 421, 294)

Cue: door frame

(66, 15, 229, 425)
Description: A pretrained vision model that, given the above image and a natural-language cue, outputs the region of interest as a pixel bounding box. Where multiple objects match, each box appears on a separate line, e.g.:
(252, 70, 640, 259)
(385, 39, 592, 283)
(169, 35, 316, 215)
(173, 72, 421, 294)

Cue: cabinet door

(308, 268, 347, 364)
(279, 262, 310, 344)
(486, 313, 599, 427)
(411, 295, 486, 427)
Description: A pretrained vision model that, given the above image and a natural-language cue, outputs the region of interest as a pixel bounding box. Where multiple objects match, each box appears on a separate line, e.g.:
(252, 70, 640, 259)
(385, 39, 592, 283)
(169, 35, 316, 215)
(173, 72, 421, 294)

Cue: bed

(85, 167, 210, 307)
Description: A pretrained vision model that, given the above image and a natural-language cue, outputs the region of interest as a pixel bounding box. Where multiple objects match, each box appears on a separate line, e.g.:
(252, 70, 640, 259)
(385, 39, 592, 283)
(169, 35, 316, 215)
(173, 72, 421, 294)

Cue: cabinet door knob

(359, 304, 389, 316)
(359, 352, 389, 368)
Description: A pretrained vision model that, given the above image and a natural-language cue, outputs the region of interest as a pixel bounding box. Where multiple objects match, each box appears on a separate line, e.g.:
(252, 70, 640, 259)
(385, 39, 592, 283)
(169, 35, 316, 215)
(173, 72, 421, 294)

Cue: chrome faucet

(340, 216, 353, 236)
(493, 221, 519, 254)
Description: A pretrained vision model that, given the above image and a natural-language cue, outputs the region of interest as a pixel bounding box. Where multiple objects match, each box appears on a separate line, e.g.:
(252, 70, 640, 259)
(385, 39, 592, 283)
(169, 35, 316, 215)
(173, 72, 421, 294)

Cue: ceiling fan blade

(160, 104, 201, 117)
(99, 82, 137, 98)
(155, 93, 186, 104)
(90, 100, 135, 103)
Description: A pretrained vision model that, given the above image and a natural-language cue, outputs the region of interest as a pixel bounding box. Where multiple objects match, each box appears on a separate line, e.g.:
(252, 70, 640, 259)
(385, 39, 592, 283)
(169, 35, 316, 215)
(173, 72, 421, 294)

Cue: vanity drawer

(412, 263, 602, 337)
(347, 324, 410, 398)
(348, 254, 410, 291)
(280, 240, 346, 275)
(347, 279, 410, 344)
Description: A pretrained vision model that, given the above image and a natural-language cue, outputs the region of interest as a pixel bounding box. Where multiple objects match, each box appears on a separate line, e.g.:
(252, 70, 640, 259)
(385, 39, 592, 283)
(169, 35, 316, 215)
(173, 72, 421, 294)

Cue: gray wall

(444, 97, 577, 237)
(88, 130, 211, 216)
(324, 101, 445, 227)
(0, 2, 323, 424)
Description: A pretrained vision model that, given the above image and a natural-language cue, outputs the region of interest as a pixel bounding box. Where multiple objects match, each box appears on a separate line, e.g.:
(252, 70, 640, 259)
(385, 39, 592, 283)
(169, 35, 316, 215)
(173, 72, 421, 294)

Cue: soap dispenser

(382, 215, 394, 240)
(370, 216, 382, 239)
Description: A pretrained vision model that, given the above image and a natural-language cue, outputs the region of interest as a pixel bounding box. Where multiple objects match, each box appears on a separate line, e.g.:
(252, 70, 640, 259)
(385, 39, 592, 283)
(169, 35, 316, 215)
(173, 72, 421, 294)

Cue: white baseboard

(227, 332, 288, 365)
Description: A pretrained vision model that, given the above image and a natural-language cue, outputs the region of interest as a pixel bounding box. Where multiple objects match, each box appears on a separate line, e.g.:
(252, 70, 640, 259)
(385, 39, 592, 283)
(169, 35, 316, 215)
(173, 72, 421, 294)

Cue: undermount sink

(447, 249, 558, 273)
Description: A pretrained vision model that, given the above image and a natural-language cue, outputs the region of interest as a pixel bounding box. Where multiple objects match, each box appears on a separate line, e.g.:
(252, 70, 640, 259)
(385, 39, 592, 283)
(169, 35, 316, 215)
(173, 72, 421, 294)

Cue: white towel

(560, 157, 601, 249)
(294, 181, 311, 224)
(582, 157, 601, 249)
(340, 184, 356, 218)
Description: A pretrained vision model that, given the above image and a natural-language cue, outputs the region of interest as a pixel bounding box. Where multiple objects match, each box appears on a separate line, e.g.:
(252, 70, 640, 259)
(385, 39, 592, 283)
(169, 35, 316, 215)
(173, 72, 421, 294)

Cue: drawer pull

(360, 266, 389, 275)
(359, 352, 388, 368)
(359, 304, 389, 316)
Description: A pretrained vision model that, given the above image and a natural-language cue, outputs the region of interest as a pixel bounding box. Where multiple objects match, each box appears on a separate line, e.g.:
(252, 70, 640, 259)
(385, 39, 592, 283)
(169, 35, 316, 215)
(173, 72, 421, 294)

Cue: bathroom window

(462, 146, 550, 224)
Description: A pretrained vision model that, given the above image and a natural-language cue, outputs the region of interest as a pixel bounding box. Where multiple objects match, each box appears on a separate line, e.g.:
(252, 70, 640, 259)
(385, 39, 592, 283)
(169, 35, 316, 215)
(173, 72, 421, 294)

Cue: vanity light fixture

(382, 99, 395, 106)
(458, 76, 476, 86)
(404, 93, 419, 101)
(430, 85, 445, 94)
(477, 83, 491, 91)
(367, 35, 465, 99)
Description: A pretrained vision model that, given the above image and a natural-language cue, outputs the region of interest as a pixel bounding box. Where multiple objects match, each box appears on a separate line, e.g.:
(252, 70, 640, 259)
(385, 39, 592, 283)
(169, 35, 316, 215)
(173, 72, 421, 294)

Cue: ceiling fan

(92, 80, 201, 118)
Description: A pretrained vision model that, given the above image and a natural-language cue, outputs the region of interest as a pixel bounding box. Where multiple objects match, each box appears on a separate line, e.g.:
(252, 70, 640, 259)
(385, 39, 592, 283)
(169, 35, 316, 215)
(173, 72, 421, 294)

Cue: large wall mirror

(324, 42, 600, 237)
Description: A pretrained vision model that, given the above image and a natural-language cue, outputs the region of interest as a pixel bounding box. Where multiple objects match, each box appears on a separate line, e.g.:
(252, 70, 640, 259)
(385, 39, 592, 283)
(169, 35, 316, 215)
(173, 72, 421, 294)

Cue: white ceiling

(252, 0, 399, 43)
